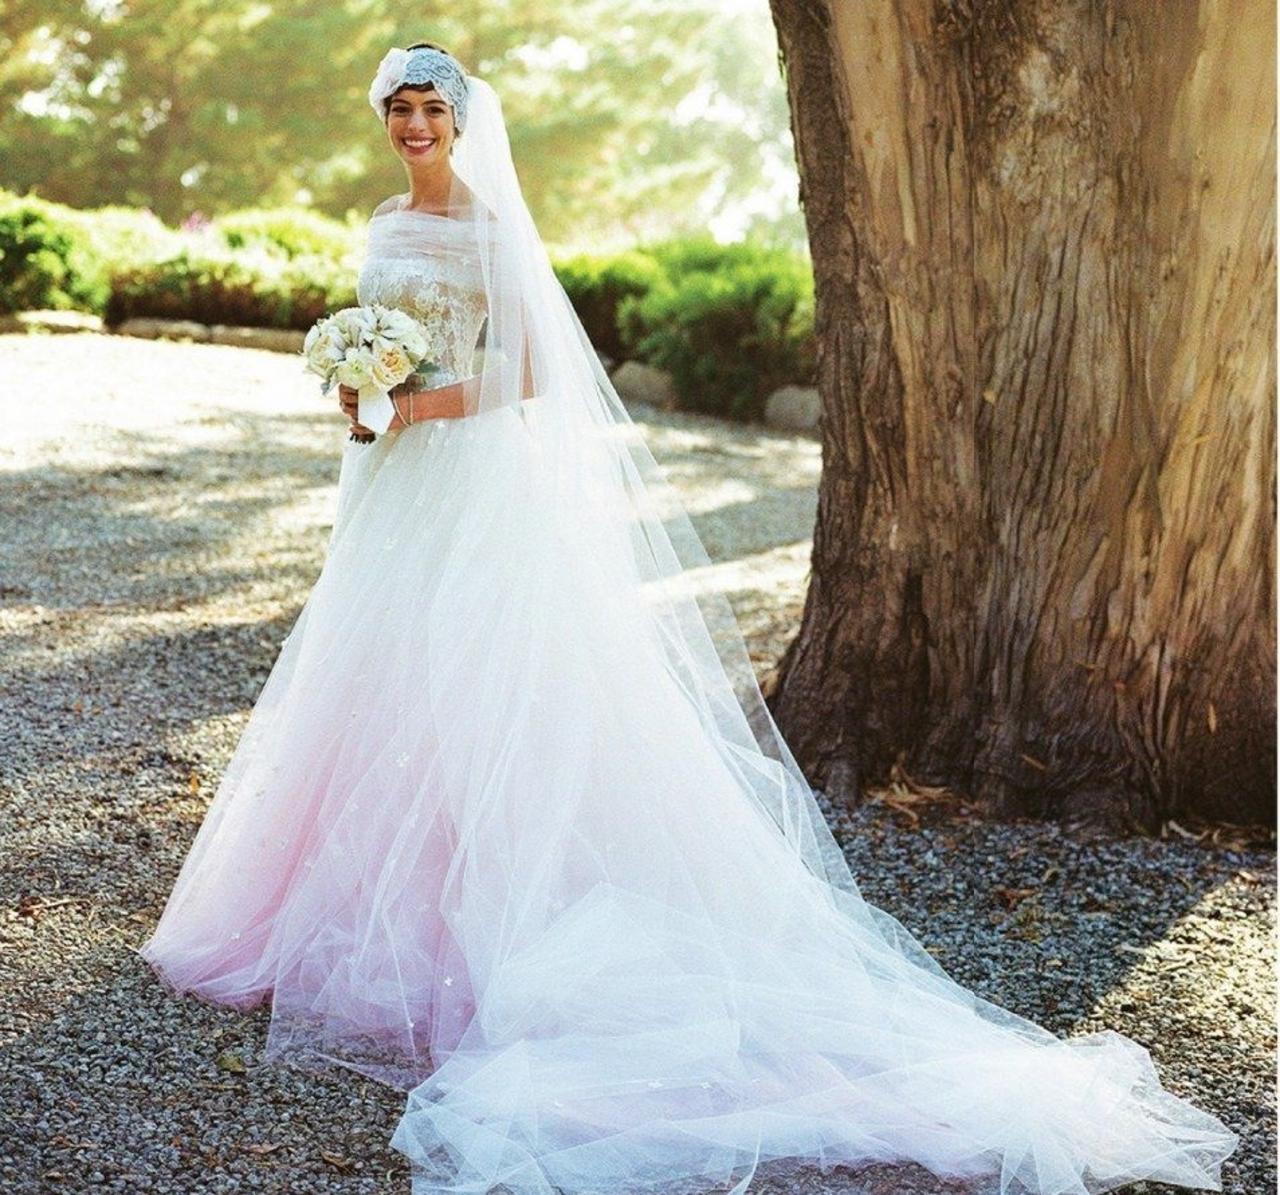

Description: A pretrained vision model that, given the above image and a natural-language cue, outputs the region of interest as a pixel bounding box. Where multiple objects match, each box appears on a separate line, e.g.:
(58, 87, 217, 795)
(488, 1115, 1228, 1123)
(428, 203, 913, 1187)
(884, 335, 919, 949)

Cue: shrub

(106, 246, 355, 330)
(60, 203, 184, 274)
(553, 249, 665, 362)
(0, 193, 109, 315)
(212, 207, 357, 262)
(617, 236, 815, 421)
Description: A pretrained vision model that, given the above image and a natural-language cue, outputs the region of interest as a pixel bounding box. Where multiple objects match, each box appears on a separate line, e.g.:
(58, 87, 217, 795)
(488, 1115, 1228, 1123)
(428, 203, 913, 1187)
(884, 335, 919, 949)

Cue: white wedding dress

(138, 80, 1237, 1195)
(137, 194, 1238, 1195)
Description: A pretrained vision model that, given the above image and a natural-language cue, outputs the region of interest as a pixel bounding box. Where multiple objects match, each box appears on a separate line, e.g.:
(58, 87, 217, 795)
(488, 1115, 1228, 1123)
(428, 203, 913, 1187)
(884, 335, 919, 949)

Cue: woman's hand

(338, 383, 375, 440)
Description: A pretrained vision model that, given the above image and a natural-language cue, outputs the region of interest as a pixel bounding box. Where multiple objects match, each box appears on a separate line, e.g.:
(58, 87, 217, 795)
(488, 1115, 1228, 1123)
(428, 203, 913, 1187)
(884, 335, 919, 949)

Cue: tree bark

(766, 0, 1275, 827)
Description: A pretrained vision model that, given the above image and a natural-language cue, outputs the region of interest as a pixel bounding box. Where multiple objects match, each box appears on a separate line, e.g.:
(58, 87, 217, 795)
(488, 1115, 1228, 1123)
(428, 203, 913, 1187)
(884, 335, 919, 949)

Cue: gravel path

(0, 331, 1273, 1194)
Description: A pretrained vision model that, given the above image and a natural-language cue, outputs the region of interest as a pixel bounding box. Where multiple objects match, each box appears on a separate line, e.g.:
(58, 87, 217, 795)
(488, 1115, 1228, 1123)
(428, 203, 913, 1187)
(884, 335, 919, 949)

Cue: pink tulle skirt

(139, 404, 1238, 1195)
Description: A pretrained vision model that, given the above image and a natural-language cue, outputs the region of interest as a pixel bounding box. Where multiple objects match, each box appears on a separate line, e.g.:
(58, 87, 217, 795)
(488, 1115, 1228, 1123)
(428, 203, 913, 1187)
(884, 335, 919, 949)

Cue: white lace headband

(368, 46, 470, 130)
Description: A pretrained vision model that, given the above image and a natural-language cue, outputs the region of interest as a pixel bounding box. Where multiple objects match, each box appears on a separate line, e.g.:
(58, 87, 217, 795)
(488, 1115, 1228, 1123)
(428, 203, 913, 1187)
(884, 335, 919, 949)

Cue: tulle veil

(442, 75, 860, 910)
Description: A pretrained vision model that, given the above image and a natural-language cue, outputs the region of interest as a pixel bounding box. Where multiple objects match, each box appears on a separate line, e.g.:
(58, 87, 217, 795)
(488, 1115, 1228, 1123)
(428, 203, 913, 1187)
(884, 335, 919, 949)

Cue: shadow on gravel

(627, 411, 822, 564)
(0, 409, 342, 615)
(1, 960, 408, 1192)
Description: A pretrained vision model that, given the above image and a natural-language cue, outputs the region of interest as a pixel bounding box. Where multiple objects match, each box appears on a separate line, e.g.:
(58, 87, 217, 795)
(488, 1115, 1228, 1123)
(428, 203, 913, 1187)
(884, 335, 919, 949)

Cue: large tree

(766, 0, 1275, 827)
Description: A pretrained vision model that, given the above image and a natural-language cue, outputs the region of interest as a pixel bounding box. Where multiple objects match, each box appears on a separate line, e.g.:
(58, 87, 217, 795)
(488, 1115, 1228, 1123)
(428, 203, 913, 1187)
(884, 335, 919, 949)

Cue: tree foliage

(0, 0, 804, 248)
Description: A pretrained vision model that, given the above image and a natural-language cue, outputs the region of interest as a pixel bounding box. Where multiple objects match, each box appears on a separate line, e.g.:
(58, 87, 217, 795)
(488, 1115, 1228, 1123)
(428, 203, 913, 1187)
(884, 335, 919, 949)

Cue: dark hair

(383, 40, 461, 135)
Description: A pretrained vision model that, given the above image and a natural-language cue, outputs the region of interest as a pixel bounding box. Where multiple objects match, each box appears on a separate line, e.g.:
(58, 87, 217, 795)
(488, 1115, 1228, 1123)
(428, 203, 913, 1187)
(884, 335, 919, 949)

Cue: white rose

(372, 344, 413, 388)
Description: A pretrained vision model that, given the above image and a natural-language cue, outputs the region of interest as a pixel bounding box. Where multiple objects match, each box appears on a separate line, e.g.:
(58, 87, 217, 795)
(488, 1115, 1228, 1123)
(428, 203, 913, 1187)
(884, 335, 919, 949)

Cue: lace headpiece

(367, 46, 470, 131)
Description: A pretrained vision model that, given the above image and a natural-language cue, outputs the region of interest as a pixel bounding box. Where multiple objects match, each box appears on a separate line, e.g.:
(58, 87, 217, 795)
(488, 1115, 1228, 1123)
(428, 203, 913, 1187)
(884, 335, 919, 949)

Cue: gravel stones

(0, 332, 1272, 1193)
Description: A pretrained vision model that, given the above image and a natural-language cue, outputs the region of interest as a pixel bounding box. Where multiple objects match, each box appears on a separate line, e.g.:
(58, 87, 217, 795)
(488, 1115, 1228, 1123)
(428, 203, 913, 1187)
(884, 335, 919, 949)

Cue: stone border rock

(0, 309, 305, 353)
(0, 309, 104, 335)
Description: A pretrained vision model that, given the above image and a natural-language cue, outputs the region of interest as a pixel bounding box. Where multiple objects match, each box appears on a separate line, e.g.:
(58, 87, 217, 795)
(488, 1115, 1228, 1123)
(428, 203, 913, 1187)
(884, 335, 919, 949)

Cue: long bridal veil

(446, 76, 859, 905)
(380, 77, 1235, 1195)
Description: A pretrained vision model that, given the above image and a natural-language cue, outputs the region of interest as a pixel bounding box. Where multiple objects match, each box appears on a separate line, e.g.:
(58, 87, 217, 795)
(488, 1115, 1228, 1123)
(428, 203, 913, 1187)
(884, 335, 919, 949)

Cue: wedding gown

(137, 85, 1238, 1195)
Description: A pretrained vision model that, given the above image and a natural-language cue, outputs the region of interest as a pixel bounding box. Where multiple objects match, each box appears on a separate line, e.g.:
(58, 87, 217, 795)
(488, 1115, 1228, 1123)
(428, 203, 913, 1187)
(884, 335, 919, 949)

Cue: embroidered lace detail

(357, 208, 488, 381)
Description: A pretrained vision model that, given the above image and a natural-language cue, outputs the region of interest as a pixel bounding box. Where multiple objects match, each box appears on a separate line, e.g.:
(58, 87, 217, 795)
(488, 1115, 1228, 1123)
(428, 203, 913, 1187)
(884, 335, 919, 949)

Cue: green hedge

(0, 193, 109, 315)
(212, 207, 356, 261)
(60, 203, 184, 273)
(553, 249, 665, 362)
(106, 246, 356, 330)
(616, 237, 815, 421)
(0, 192, 816, 423)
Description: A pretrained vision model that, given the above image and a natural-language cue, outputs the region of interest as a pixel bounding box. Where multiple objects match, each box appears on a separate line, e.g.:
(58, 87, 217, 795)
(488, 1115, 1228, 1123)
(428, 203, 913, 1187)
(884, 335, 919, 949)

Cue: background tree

(766, 0, 1275, 827)
(0, 0, 804, 248)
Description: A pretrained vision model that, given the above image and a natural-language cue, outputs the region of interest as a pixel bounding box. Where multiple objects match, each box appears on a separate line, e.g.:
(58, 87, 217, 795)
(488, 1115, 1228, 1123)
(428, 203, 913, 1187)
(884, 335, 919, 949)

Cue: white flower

(377, 307, 420, 340)
(304, 323, 346, 378)
(371, 343, 412, 388)
(317, 335, 346, 367)
(302, 317, 326, 355)
(335, 347, 376, 389)
(301, 303, 439, 429)
(368, 48, 410, 116)
(330, 305, 373, 345)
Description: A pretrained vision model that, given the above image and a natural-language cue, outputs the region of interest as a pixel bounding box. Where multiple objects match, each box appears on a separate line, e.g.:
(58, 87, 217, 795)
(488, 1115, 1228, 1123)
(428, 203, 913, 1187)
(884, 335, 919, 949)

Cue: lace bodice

(356, 198, 488, 382)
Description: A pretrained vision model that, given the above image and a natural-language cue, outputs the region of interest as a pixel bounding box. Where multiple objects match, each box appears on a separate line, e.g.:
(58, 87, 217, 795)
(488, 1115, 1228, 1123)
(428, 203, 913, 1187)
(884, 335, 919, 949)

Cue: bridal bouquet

(303, 304, 438, 442)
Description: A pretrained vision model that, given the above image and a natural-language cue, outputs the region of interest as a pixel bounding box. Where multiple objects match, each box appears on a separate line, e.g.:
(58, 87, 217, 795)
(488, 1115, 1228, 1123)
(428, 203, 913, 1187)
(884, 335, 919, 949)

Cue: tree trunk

(766, 0, 1275, 827)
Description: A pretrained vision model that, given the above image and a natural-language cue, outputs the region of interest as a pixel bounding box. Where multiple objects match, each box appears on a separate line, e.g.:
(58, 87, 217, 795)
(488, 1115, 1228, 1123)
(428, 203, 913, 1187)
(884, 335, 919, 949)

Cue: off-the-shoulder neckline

(371, 191, 498, 225)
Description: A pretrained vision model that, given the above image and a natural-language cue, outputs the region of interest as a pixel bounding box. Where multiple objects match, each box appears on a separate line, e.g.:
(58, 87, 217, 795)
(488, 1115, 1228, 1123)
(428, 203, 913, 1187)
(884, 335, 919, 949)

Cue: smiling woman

(384, 40, 463, 170)
(137, 38, 1239, 1195)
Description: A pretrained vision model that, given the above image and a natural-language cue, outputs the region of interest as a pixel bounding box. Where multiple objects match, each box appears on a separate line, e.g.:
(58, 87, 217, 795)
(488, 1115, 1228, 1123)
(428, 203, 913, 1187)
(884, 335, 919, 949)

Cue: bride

(137, 42, 1238, 1195)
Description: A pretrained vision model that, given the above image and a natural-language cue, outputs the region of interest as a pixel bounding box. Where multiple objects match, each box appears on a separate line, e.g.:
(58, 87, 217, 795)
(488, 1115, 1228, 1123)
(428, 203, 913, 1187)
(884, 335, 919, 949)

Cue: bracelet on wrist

(393, 384, 411, 428)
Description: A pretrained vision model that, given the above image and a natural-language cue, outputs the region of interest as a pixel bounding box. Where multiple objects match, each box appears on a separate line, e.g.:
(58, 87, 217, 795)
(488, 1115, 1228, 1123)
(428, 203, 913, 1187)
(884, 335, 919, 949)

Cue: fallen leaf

(215, 1050, 247, 1075)
(992, 885, 1038, 910)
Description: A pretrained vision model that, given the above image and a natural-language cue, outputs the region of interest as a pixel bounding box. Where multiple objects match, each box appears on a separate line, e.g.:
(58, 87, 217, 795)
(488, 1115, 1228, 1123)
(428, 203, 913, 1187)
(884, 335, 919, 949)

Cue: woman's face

(386, 86, 457, 167)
